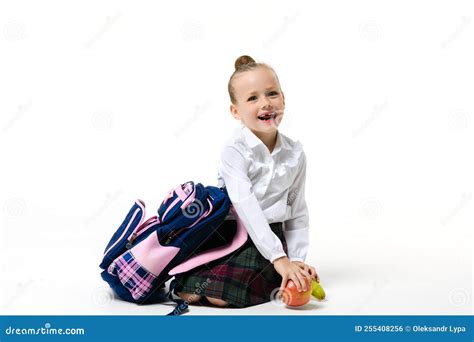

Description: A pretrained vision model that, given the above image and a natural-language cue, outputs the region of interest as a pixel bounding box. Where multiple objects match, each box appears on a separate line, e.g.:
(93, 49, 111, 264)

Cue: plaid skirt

(173, 220, 287, 308)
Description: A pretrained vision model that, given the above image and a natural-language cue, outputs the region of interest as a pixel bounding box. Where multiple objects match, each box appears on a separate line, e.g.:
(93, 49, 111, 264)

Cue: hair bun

(234, 55, 256, 70)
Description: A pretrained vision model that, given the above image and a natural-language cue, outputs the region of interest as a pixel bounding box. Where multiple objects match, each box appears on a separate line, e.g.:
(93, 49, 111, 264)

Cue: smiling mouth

(258, 112, 276, 121)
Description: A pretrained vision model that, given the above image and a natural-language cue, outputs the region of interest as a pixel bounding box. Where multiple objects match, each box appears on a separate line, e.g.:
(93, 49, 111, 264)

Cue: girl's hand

(273, 256, 312, 292)
(292, 261, 320, 283)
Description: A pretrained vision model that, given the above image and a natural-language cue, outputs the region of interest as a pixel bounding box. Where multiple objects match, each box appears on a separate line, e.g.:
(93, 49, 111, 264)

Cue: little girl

(174, 55, 319, 308)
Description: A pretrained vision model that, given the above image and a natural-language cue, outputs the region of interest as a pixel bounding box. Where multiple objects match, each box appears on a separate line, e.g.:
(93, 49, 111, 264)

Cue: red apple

(282, 279, 311, 307)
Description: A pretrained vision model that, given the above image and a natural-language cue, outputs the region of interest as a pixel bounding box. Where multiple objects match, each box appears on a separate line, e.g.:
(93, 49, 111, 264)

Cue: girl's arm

(220, 146, 312, 292)
(284, 151, 310, 262)
(219, 146, 287, 263)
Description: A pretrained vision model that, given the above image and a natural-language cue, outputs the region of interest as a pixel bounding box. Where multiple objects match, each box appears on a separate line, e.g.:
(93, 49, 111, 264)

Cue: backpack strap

(165, 279, 189, 316)
(158, 182, 199, 224)
(126, 215, 158, 248)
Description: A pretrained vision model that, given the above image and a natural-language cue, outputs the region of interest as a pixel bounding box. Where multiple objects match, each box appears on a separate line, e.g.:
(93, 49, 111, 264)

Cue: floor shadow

(284, 302, 323, 311)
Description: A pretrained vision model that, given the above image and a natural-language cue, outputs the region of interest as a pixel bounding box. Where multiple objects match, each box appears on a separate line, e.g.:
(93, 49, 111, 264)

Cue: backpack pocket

(107, 232, 180, 302)
(100, 200, 157, 269)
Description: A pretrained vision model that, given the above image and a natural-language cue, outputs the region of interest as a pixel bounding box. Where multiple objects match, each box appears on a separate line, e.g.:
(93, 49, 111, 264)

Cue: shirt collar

(240, 124, 286, 155)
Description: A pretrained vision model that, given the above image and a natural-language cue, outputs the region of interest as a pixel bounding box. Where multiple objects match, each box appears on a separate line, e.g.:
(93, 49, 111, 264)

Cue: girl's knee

(177, 291, 202, 304)
(206, 296, 229, 307)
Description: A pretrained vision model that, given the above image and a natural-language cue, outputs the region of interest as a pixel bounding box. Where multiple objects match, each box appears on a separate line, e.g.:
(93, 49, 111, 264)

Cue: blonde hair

(227, 55, 281, 104)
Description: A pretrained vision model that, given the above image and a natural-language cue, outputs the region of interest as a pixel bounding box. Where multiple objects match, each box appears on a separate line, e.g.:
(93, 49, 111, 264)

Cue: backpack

(99, 181, 248, 315)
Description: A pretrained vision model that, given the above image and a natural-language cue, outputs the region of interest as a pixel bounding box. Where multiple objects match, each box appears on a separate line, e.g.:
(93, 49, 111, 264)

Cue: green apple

(311, 280, 326, 300)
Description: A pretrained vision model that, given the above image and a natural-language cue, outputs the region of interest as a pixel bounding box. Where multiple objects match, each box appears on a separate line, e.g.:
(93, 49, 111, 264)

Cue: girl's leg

(177, 292, 202, 304)
(177, 292, 229, 307)
(206, 296, 229, 307)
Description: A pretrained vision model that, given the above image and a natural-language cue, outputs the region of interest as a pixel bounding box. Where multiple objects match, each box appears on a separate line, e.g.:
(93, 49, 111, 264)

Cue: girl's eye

(247, 91, 278, 101)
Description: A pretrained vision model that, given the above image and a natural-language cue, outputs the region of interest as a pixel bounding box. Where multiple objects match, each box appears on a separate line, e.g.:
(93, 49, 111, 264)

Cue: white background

(0, 0, 472, 315)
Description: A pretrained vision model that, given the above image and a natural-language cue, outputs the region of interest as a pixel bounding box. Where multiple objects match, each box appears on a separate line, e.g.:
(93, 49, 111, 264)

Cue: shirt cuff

(283, 226, 309, 262)
(270, 252, 288, 264)
(289, 257, 305, 262)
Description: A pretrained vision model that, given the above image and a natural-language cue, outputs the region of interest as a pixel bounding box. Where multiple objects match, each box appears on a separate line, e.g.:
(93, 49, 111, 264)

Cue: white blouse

(217, 124, 310, 263)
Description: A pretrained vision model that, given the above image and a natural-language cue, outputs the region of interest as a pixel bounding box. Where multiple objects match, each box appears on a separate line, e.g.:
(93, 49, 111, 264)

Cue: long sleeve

(219, 146, 287, 263)
(283, 151, 310, 262)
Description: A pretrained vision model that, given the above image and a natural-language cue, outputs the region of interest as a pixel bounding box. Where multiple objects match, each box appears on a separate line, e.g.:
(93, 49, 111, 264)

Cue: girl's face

(230, 67, 285, 135)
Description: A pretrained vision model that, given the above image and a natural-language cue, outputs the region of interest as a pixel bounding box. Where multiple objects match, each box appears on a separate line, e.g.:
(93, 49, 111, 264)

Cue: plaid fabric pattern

(108, 251, 157, 300)
(174, 221, 287, 308)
